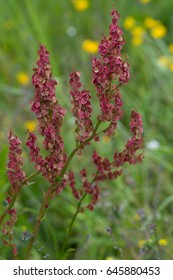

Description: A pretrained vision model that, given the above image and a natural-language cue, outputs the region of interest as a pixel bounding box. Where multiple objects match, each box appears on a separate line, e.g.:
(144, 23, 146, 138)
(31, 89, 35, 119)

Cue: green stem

(0, 171, 40, 225)
(59, 173, 98, 258)
(59, 193, 87, 259)
(24, 120, 101, 259)
(67, 193, 87, 236)
(25, 185, 54, 260)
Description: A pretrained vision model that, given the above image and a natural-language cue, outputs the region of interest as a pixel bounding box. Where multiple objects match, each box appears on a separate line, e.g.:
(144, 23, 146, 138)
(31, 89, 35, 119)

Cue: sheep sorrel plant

(0, 9, 143, 260)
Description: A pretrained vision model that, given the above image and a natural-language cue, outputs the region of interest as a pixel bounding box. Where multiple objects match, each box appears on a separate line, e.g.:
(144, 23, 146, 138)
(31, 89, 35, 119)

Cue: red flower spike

(92, 9, 130, 136)
(68, 170, 81, 200)
(27, 45, 67, 183)
(69, 71, 93, 144)
(7, 130, 26, 190)
(114, 110, 144, 166)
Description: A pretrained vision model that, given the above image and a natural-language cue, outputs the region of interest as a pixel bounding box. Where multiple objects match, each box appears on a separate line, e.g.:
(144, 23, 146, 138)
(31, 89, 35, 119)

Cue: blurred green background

(0, 0, 173, 259)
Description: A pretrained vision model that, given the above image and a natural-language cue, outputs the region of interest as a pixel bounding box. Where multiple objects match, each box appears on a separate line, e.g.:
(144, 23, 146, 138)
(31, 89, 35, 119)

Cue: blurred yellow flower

(169, 63, 173, 72)
(150, 24, 167, 39)
(144, 17, 160, 29)
(72, 0, 89, 11)
(24, 121, 37, 131)
(131, 26, 145, 46)
(157, 56, 173, 72)
(131, 36, 143, 46)
(158, 239, 167, 246)
(16, 71, 29, 86)
(140, 0, 151, 3)
(82, 39, 99, 53)
(131, 26, 145, 37)
(124, 16, 136, 30)
(157, 56, 169, 68)
(168, 43, 173, 53)
(138, 239, 146, 248)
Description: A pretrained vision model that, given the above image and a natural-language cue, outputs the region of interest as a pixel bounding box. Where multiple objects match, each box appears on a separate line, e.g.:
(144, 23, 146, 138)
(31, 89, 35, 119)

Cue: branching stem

(24, 120, 101, 259)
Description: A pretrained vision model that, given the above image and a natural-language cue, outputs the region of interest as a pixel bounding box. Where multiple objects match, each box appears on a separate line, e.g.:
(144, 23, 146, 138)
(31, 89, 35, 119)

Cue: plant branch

(24, 120, 101, 259)
(25, 185, 54, 260)
(59, 171, 98, 258)
(53, 120, 101, 192)
(0, 171, 40, 225)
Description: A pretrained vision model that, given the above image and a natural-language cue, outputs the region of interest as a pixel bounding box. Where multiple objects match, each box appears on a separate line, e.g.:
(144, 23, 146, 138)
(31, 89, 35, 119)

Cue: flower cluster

(1, 208, 18, 257)
(114, 110, 144, 166)
(80, 169, 99, 211)
(68, 170, 81, 199)
(7, 10, 143, 214)
(7, 130, 26, 193)
(67, 169, 99, 211)
(91, 110, 143, 185)
(26, 45, 67, 185)
(26, 132, 46, 175)
(92, 150, 123, 181)
(70, 71, 93, 144)
(3, 131, 26, 256)
(92, 10, 130, 136)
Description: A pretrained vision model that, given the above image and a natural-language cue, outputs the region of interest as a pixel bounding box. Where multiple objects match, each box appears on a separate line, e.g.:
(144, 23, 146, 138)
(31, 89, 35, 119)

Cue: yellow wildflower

(72, 0, 89, 11)
(24, 121, 37, 131)
(16, 72, 29, 86)
(124, 17, 136, 30)
(131, 27, 145, 46)
(82, 39, 99, 53)
(150, 24, 167, 39)
(131, 36, 143, 46)
(138, 239, 146, 248)
(131, 26, 145, 37)
(169, 63, 173, 72)
(168, 43, 173, 53)
(139, 0, 151, 3)
(157, 56, 173, 72)
(158, 239, 167, 246)
(157, 56, 169, 68)
(144, 17, 160, 29)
